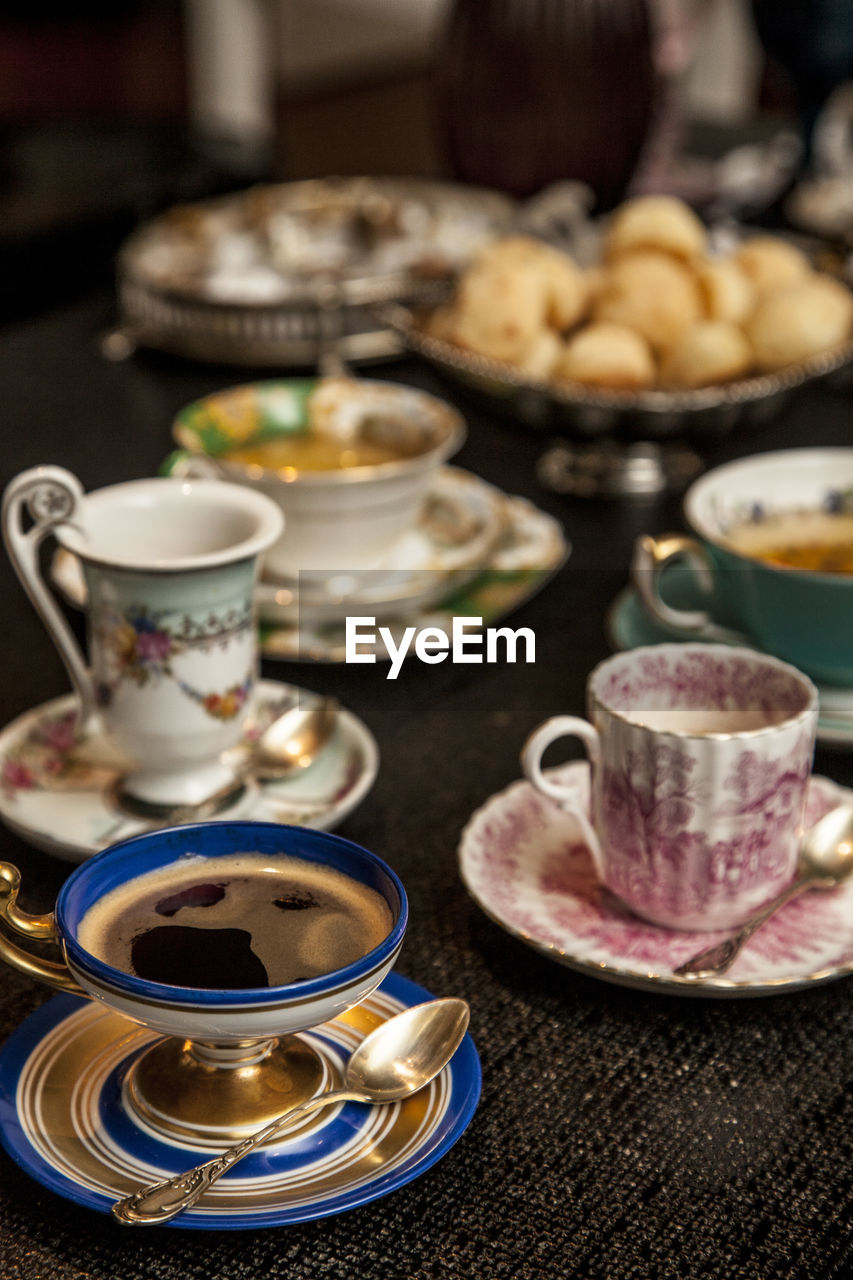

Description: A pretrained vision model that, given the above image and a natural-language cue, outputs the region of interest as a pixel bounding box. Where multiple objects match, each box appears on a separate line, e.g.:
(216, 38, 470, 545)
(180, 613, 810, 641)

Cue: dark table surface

(0, 287, 852, 1280)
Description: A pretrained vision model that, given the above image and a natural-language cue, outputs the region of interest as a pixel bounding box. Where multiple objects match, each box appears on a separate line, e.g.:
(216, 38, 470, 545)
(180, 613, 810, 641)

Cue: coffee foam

(77, 852, 393, 987)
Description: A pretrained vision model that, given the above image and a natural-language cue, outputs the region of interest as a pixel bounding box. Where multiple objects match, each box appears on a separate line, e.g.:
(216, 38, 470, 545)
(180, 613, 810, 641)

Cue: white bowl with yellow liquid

(170, 377, 466, 579)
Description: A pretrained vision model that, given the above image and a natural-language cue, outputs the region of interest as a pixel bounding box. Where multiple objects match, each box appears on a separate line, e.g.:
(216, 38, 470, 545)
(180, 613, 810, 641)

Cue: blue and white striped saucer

(0, 972, 480, 1230)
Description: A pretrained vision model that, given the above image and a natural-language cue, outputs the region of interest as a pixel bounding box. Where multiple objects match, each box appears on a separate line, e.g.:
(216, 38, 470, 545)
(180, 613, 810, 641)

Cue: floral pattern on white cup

(177, 676, 252, 721)
(93, 601, 253, 721)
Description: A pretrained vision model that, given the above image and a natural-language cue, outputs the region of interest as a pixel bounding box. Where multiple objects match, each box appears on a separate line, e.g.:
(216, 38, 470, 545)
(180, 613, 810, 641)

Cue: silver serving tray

(111, 177, 516, 367)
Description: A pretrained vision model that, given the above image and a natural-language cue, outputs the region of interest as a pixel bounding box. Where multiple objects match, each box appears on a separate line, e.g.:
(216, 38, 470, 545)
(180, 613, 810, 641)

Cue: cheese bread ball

(477, 235, 589, 330)
(474, 234, 546, 268)
(583, 264, 607, 302)
(735, 236, 811, 293)
(659, 321, 752, 388)
(515, 328, 564, 379)
(696, 258, 756, 326)
(451, 255, 549, 363)
(536, 243, 590, 330)
(592, 250, 704, 353)
(424, 199, 853, 392)
(745, 274, 853, 370)
(605, 195, 707, 262)
(553, 322, 656, 390)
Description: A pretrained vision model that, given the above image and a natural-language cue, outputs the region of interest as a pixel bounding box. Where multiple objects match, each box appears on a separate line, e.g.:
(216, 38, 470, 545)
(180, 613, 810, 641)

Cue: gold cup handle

(630, 533, 747, 644)
(0, 864, 85, 994)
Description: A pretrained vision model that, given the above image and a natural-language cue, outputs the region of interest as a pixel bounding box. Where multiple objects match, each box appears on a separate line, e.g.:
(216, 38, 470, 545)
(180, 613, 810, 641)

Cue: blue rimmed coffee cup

(0, 821, 407, 1145)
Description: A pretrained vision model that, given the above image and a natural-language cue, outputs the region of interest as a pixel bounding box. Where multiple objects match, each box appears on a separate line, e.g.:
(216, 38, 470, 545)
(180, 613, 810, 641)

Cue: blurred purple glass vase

(434, 0, 659, 209)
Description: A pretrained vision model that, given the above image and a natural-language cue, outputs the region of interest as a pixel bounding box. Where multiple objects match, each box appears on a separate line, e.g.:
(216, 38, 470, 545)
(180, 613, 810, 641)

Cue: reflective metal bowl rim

(385, 303, 853, 416)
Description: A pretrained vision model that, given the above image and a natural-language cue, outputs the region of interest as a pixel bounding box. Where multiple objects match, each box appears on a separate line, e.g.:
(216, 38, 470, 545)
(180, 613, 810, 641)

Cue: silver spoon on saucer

(224, 695, 339, 782)
(110, 697, 339, 826)
(674, 803, 853, 980)
(111, 997, 470, 1226)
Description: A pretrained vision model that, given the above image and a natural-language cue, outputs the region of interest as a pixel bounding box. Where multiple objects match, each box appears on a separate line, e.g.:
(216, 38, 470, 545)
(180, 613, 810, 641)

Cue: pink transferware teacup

(522, 643, 819, 931)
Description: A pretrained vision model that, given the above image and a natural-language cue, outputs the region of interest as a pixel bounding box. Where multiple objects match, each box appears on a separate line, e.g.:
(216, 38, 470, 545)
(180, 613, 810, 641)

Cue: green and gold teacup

(169, 376, 466, 580)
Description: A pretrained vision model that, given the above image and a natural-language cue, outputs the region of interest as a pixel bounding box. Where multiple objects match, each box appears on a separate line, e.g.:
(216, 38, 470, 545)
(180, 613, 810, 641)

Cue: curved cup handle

(630, 532, 746, 643)
(1, 466, 96, 734)
(521, 716, 606, 879)
(0, 864, 84, 994)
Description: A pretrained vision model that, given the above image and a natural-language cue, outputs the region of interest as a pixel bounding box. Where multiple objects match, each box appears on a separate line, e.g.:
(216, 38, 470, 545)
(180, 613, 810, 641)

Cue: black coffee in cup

(76, 853, 393, 989)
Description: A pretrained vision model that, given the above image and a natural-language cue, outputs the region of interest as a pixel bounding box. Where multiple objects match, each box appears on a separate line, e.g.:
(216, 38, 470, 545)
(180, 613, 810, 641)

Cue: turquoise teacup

(632, 448, 853, 688)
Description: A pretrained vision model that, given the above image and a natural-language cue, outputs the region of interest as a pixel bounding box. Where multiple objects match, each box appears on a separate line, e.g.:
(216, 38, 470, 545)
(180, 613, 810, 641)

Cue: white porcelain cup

(170, 377, 467, 579)
(522, 644, 818, 931)
(1, 467, 283, 809)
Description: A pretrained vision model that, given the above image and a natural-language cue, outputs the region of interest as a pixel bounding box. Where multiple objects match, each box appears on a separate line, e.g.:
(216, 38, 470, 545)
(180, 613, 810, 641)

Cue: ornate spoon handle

(112, 1086, 362, 1225)
(673, 876, 822, 979)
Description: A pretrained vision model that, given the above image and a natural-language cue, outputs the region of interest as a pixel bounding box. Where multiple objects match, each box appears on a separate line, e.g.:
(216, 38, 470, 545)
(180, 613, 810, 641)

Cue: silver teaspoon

(674, 803, 853, 980)
(111, 997, 470, 1226)
(107, 698, 340, 829)
(223, 696, 338, 782)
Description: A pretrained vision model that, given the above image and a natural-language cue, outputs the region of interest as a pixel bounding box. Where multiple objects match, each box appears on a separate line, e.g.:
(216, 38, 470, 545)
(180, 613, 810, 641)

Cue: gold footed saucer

(0, 977, 481, 1228)
(125, 1033, 332, 1148)
(0, 820, 480, 1228)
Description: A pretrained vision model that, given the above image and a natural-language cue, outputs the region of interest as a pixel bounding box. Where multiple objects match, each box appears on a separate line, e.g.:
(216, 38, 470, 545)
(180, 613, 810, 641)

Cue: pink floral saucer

(458, 761, 853, 996)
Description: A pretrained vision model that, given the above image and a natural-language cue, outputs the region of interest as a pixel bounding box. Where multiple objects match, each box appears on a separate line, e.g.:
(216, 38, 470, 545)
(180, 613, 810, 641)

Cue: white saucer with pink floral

(458, 761, 853, 996)
(0, 679, 378, 863)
